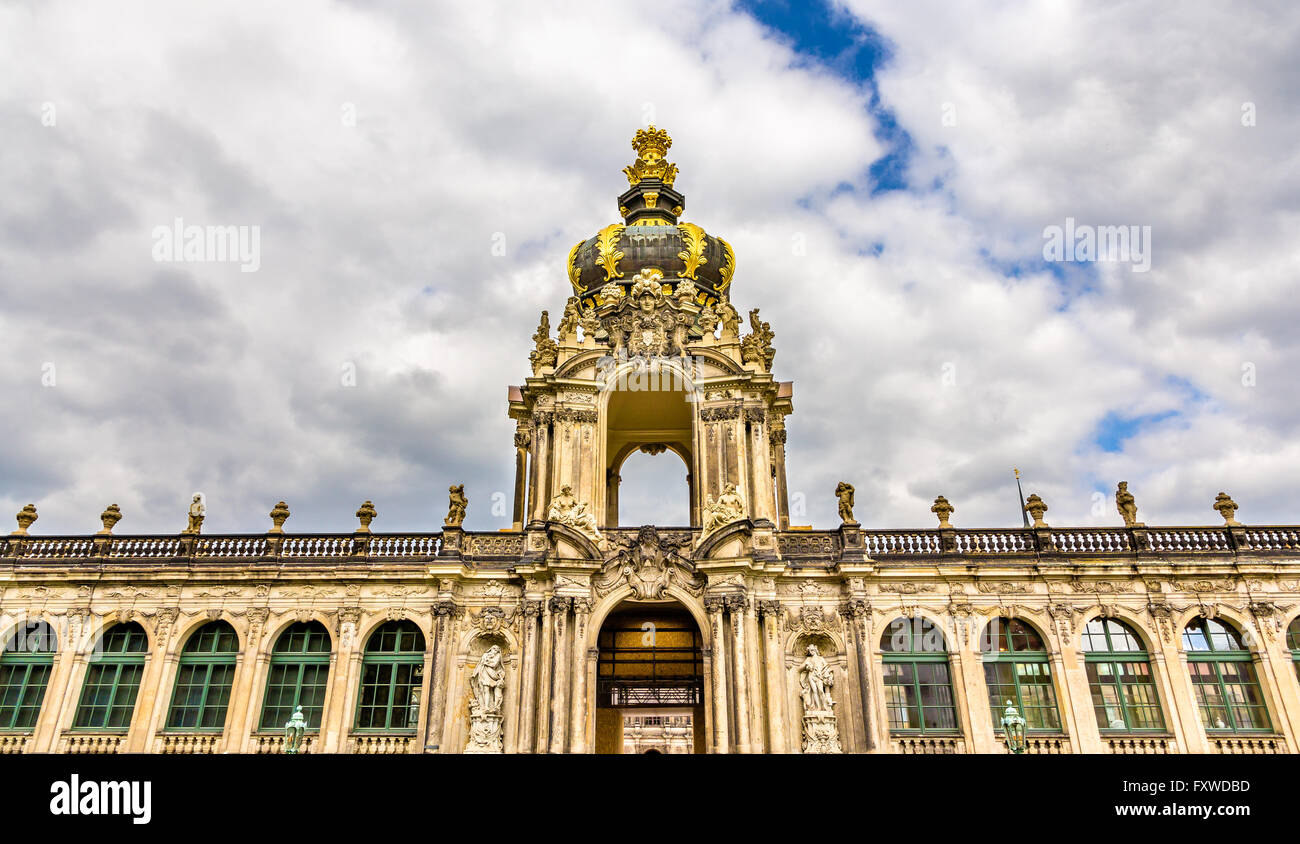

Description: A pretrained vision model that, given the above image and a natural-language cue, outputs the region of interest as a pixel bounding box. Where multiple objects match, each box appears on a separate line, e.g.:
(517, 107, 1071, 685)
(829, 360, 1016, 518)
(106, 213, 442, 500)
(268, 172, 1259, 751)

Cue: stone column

(512, 425, 530, 530)
(535, 600, 554, 750)
(728, 596, 752, 753)
(953, 641, 998, 753)
(1050, 610, 1102, 753)
(530, 415, 552, 523)
(126, 612, 178, 752)
(547, 597, 571, 753)
(569, 598, 592, 752)
(424, 601, 457, 753)
(758, 601, 787, 753)
(320, 608, 361, 752)
(705, 596, 729, 753)
(770, 427, 790, 530)
(1152, 621, 1208, 753)
(842, 600, 874, 752)
(517, 600, 541, 752)
(31, 617, 86, 752)
(605, 469, 620, 527)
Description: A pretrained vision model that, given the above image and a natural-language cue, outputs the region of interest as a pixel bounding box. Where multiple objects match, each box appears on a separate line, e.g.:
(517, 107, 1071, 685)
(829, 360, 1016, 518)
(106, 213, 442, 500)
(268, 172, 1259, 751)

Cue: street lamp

(284, 705, 307, 754)
(1000, 700, 1027, 754)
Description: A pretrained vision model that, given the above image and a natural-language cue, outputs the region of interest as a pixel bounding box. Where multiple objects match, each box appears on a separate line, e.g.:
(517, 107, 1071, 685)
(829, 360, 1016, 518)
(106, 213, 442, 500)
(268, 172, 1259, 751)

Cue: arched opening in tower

(615, 449, 690, 526)
(604, 378, 695, 527)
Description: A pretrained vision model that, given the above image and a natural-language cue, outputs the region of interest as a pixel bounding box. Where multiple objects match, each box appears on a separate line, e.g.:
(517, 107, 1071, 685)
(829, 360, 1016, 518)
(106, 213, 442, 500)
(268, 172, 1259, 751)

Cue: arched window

(1182, 616, 1270, 732)
(259, 622, 331, 731)
(355, 621, 426, 732)
(1080, 618, 1165, 732)
(980, 617, 1061, 731)
(1286, 616, 1300, 685)
(73, 622, 148, 731)
(879, 616, 958, 733)
(166, 622, 239, 731)
(0, 621, 57, 732)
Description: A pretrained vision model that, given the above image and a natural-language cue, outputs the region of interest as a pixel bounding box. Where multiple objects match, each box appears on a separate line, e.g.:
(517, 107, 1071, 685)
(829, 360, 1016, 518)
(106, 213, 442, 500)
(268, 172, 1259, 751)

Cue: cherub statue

(183, 492, 206, 535)
(835, 482, 856, 524)
(702, 483, 746, 534)
(445, 484, 468, 528)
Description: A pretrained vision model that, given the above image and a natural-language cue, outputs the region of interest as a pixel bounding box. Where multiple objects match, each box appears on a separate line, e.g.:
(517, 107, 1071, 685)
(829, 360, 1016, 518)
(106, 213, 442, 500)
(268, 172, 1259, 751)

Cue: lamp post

(284, 705, 307, 755)
(1000, 700, 1027, 754)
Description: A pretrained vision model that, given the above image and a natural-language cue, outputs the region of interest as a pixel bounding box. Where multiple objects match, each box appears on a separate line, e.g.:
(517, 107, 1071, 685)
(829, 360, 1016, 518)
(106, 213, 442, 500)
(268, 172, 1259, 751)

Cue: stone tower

(508, 126, 794, 537)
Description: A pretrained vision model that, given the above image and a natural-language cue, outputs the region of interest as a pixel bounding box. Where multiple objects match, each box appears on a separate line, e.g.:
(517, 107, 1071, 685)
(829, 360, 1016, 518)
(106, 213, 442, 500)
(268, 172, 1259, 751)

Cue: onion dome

(566, 126, 735, 307)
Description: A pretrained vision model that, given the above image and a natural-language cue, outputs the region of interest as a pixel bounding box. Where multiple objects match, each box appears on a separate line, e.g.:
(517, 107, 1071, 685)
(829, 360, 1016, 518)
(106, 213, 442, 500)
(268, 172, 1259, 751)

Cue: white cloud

(0, 0, 1295, 535)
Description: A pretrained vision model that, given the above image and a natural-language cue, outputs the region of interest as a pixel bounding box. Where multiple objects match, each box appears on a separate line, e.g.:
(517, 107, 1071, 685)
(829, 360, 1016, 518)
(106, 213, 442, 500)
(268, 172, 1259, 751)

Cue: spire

(618, 125, 685, 227)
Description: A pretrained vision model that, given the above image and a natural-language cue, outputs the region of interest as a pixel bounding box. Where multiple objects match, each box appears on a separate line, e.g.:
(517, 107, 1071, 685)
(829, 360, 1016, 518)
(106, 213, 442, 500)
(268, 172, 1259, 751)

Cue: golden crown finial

(624, 125, 679, 187)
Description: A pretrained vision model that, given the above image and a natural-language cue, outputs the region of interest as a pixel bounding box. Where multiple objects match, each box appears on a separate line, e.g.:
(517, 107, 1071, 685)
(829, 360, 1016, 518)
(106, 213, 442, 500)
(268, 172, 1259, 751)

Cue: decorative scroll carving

(700, 405, 739, 421)
(594, 526, 703, 599)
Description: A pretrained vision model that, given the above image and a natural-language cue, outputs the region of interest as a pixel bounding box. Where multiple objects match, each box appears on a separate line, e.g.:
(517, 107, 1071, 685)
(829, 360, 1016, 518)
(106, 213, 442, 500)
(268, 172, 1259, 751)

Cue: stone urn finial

(1213, 492, 1241, 526)
(269, 501, 291, 534)
(355, 500, 377, 533)
(931, 495, 955, 528)
(1023, 494, 1049, 528)
(98, 504, 122, 536)
(12, 504, 37, 536)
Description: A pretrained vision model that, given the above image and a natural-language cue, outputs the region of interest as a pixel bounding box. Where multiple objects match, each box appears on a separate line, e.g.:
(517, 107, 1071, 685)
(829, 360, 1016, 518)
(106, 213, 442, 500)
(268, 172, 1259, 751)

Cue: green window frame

(1080, 618, 1166, 732)
(259, 622, 332, 731)
(72, 622, 149, 732)
(354, 621, 426, 732)
(879, 616, 959, 734)
(1183, 616, 1271, 733)
(0, 621, 57, 733)
(1287, 617, 1300, 685)
(981, 617, 1062, 732)
(166, 621, 239, 732)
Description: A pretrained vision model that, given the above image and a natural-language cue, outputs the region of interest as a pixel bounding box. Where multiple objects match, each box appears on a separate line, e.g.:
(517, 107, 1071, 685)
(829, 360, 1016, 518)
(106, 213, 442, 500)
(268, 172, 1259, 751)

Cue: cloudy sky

(2, 0, 1297, 535)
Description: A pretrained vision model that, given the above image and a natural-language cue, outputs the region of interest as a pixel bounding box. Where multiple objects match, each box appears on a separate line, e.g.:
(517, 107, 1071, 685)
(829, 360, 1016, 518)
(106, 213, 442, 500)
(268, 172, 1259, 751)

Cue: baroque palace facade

(4, 128, 1300, 756)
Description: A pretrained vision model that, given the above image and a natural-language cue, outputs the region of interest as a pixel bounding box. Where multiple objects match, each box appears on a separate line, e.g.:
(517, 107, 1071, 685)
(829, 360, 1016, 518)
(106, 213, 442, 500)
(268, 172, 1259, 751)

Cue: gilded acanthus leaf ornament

(676, 222, 708, 280)
(717, 236, 735, 291)
(623, 125, 679, 187)
(596, 223, 626, 281)
(566, 241, 582, 292)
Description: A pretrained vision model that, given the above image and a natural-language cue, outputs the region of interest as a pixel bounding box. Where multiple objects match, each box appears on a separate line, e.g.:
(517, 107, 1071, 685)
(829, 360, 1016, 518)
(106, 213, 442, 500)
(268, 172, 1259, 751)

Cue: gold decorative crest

(623, 125, 679, 187)
(677, 222, 708, 280)
(717, 236, 735, 291)
(596, 223, 626, 281)
(566, 241, 583, 292)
